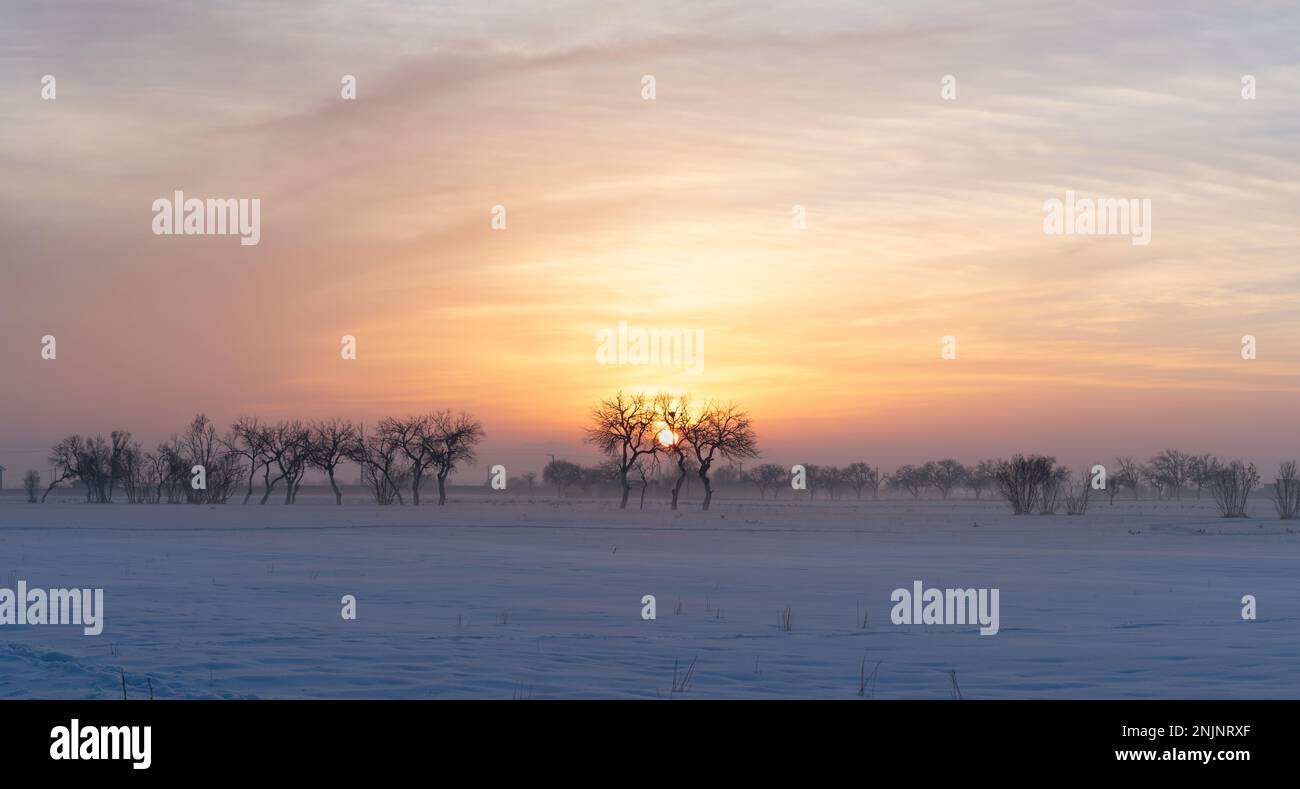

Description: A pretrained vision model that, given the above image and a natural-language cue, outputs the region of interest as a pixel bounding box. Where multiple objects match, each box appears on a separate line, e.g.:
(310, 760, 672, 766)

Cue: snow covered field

(1, 493, 1297, 699)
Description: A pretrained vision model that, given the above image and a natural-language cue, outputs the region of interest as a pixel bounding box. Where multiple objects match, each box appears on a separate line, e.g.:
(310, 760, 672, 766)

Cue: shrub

(993, 455, 1057, 515)
(1209, 461, 1259, 518)
(1063, 468, 1094, 515)
(1271, 461, 1300, 519)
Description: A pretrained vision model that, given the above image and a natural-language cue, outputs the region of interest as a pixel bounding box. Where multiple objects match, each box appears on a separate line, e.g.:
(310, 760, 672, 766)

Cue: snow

(1, 493, 1296, 698)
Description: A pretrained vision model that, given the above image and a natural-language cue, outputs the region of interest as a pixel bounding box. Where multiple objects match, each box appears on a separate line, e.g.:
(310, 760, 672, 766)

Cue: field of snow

(1, 492, 1297, 699)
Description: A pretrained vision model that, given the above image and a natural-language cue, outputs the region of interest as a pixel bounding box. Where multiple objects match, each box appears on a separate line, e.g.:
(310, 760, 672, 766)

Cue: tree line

(17, 406, 1292, 520)
(22, 412, 484, 506)
(542, 424, 1288, 519)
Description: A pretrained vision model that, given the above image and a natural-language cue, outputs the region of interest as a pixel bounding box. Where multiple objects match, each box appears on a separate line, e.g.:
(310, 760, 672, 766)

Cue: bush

(1037, 467, 1069, 514)
(1063, 468, 1094, 515)
(993, 455, 1057, 515)
(1271, 461, 1300, 519)
(1209, 461, 1259, 518)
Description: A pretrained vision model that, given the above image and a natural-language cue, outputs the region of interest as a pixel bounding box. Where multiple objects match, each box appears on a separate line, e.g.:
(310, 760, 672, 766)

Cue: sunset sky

(3, 1, 1300, 479)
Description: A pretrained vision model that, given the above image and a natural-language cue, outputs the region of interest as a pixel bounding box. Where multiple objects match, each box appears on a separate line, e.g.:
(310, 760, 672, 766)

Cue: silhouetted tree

(653, 393, 695, 510)
(1113, 457, 1141, 500)
(347, 424, 406, 505)
(1208, 461, 1259, 518)
(382, 415, 437, 505)
(819, 466, 844, 499)
(42, 435, 81, 502)
(925, 459, 968, 499)
(1189, 453, 1217, 499)
(1062, 468, 1094, 515)
(543, 459, 583, 496)
(683, 402, 758, 511)
(228, 416, 269, 504)
(888, 464, 928, 500)
(585, 391, 658, 510)
(427, 410, 486, 505)
(802, 463, 823, 500)
(259, 421, 311, 504)
(843, 462, 880, 500)
(1147, 449, 1192, 499)
(966, 460, 997, 499)
(993, 455, 1057, 515)
(1271, 461, 1300, 519)
(746, 463, 787, 499)
(309, 418, 360, 505)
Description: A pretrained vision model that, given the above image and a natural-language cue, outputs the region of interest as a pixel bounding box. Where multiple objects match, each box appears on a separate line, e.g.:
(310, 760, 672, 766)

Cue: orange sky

(3, 1, 1300, 478)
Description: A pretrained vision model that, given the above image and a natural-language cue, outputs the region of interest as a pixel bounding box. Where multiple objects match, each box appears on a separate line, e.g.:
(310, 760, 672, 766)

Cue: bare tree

(427, 410, 486, 506)
(228, 416, 270, 505)
(116, 439, 149, 504)
(42, 433, 130, 504)
(926, 459, 968, 499)
(1189, 453, 1217, 499)
(993, 455, 1057, 515)
(585, 391, 658, 510)
(819, 466, 844, 500)
(747, 463, 787, 499)
(380, 415, 437, 505)
(543, 459, 583, 497)
(888, 464, 928, 500)
(1208, 461, 1259, 518)
(155, 436, 190, 503)
(803, 463, 823, 500)
(1271, 460, 1300, 519)
(347, 424, 406, 505)
(653, 393, 696, 510)
(1037, 466, 1069, 514)
(633, 452, 660, 510)
(42, 435, 81, 502)
(683, 402, 758, 511)
(258, 421, 311, 504)
(966, 460, 997, 500)
(23, 470, 40, 503)
(308, 418, 360, 505)
(171, 414, 243, 504)
(1063, 468, 1093, 515)
(1147, 449, 1192, 499)
(842, 462, 879, 500)
(1113, 457, 1142, 500)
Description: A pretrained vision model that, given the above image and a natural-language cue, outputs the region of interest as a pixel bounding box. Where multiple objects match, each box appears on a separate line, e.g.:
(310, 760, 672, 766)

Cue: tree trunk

(328, 470, 342, 505)
(619, 470, 631, 509)
(260, 467, 277, 504)
(670, 457, 687, 510)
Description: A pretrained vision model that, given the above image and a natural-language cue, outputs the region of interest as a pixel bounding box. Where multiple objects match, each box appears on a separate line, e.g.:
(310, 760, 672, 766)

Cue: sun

(657, 428, 678, 447)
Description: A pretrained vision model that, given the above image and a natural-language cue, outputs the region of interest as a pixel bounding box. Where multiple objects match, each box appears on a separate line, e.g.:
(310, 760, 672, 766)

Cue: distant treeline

(16, 401, 1295, 520)
(22, 412, 483, 507)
